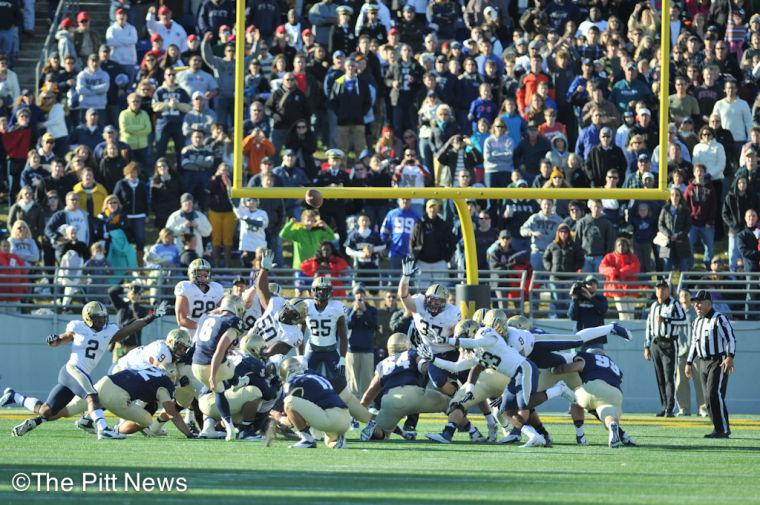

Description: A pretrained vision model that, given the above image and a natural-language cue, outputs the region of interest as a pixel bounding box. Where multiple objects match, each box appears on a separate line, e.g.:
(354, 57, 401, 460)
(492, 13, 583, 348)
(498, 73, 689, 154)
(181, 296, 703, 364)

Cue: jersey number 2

(84, 339, 99, 359)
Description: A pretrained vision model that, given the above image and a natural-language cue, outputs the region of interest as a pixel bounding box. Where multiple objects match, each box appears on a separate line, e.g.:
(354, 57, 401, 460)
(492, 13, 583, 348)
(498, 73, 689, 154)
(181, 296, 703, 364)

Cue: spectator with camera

(165, 193, 212, 259)
(568, 275, 608, 335)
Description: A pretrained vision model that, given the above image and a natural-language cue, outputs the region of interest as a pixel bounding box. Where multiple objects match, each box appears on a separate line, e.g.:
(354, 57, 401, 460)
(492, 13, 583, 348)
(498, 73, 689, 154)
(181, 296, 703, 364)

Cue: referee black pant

(700, 357, 731, 434)
(651, 339, 676, 414)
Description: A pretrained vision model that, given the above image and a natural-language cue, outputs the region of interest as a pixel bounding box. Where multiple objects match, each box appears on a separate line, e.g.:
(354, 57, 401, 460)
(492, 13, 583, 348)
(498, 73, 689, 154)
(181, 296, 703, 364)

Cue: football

(305, 188, 324, 208)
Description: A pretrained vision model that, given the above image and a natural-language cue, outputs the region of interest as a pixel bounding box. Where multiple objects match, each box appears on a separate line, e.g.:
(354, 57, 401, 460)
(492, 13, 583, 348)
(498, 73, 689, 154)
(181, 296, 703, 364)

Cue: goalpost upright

(231, 0, 671, 315)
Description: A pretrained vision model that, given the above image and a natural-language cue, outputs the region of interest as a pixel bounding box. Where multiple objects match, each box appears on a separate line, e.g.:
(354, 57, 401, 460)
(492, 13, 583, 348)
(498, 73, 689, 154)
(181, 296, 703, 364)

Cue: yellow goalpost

(230, 0, 671, 314)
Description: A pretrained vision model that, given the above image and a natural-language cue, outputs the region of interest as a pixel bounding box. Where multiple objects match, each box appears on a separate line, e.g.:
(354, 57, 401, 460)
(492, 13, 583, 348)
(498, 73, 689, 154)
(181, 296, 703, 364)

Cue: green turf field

(1, 411, 759, 505)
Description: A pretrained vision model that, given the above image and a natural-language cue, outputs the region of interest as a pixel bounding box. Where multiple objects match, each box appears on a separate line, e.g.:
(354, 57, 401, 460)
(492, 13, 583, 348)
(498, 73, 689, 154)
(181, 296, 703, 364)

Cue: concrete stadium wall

(1, 315, 758, 413)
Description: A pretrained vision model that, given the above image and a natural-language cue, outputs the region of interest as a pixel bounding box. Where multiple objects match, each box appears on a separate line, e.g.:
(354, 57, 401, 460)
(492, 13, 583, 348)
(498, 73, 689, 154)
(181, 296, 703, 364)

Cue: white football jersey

(253, 296, 303, 349)
(458, 327, 527, 378)
(305, 299, 345, 347)
(66, 320, 119, 375)
(505, 327, 536, 357)
(241, 295, 264, 331)
(118, 340, 173, 371)
(174, 280, 224, 336)
(411, 294, 461, 354)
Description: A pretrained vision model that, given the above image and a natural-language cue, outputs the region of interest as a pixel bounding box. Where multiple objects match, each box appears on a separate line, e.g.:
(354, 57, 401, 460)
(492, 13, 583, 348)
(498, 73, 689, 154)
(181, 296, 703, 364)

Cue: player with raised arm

(175, 258, 224, 338)
(397, 257, 461, 395)
(279, 357, 352, 449)
(3, 300, 167, 439)
(232, 275, 264, 332)
(551, 349, 632, 448)
(191, 295, 246, 441)
(359, 333, 449, 441)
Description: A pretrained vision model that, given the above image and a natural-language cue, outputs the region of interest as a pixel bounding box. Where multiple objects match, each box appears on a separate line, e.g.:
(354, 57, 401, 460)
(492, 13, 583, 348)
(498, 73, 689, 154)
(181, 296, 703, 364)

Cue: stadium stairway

(16, 0, 112, 92)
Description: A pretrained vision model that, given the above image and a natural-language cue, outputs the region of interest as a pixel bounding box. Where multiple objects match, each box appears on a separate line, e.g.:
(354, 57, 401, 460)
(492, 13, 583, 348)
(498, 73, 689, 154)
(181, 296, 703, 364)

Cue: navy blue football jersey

(285, 371, 347, 410)
(577, 352, 623, 390)
(109, 367, 176, 403)
(376, 350, 422, 395)
(232, 354, 276, 401)
(193, 313, 244, 365)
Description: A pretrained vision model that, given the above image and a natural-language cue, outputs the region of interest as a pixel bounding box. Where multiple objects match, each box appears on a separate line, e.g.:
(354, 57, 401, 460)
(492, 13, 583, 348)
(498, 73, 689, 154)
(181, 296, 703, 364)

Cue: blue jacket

(347, 304, 377, 353)
(575, 123, 602, 161)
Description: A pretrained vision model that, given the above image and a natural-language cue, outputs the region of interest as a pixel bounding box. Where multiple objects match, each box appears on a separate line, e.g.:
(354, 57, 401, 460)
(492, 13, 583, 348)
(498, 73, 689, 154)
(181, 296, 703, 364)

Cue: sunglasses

(607, 175, 619, 179)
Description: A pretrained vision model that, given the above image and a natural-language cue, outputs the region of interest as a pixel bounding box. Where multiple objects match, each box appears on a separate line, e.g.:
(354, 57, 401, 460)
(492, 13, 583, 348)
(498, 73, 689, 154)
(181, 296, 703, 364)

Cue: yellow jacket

(118, 109, 152, 150)
(73, 182, 109, 216)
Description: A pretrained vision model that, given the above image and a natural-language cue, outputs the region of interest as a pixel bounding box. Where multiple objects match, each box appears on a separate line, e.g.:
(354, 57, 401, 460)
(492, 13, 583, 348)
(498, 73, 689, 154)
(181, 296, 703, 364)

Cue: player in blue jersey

(191, 295, 246, 441)
(279, 357, 351, 449)
(359, 333, 449, 441)
(551, 349, 634, 448)
(2, 300, 167, 439)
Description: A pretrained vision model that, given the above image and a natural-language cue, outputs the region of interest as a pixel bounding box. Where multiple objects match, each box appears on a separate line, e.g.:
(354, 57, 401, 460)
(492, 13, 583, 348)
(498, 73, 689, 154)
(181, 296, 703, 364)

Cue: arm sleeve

(432, 356, 479, 373)
(718, 314, 737, 357)
(686, 321, 698, 363)
(669, 301, 687, 326)
(457, 333, 496, 349)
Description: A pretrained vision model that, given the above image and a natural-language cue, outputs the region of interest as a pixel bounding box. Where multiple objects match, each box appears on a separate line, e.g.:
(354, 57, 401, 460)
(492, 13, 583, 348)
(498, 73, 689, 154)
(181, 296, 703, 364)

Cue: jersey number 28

(191, 300, 216, 319)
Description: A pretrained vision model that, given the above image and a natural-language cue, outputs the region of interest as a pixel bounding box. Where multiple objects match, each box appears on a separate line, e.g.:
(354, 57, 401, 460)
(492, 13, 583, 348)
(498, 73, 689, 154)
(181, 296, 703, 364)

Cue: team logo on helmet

(187, 258, 211, 285)
(424, 284, 448, 316)
(387, 332, 412, 354)
(483, 309, 508, 337)
(220, 295, 246, 318)
(311, 276, 332, 303)
(472, 308, 488, 325)
(82, 301, 109, 331)
(165, 329, 192, 357)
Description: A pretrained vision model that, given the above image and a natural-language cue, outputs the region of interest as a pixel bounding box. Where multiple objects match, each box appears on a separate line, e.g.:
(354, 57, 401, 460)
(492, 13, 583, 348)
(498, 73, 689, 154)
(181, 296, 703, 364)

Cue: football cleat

(425, 432, 452, 444)
(75, 416, 96, 434)
(199, 427, 227, 439)
(11, 418, 36, 437)
(487, 423, 498, 443)
(497, 429, 522, 444)
(622, 432, 637, 446)
(520, 434, 546, 448)
(469, 427, 486, 443)
(97, 428, 126, 440)
(360, 420, 377, 442)
(544, 432, 554, 448)
(399, 428, 416, 440)
(289, 438, 317, 449)
(555, 381, 576, 403)
(238, 430, 264, 441)
(576, 433, 588, 446)
(0, 387, 16, 407)
(608, 423, 621, 448)
(225, 426, 238, 441)
(611, 323, 632, 341)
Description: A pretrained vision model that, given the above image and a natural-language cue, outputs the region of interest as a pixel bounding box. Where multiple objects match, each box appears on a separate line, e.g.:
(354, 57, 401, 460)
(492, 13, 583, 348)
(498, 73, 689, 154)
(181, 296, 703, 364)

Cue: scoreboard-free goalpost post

(230, 0, 672, 316)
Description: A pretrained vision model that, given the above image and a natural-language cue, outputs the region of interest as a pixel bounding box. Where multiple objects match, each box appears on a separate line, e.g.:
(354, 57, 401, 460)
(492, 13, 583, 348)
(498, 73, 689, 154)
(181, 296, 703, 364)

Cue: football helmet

(424, 284, 448, 316)
(472, 308, 488, 325)
(268, 282, 281, 296)
(82, 301, 108, 331)
(454, 319, 480, 340)
(240, 328, 266, 359)
(277, 298, 308, 325)
(311, 276, 332, 303)
(165, 328, 192, 358)
(187, 258, 211, 285)
(387, 332, 412, 354)
(220, 295, 246, 318)
(507, 315, 531, 330)
(483, 309, 508, 337)
(279, 357, 305, 382)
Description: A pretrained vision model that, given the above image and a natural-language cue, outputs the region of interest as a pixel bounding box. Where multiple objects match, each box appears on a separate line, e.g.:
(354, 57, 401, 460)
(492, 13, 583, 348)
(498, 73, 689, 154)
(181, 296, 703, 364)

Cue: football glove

(401, 257, 419, 277)
(261, 249, 276, 271)
(46, 333, 59, 346)
(417, 344, 433, 361)
(153, 301, 168, 318)
(460, 384, 475, 405)
(428, 329, 446, 345)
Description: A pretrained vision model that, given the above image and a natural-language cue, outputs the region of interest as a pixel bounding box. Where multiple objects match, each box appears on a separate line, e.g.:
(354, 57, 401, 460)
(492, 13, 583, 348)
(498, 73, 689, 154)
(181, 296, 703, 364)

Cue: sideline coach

(685, 290, 736, 438)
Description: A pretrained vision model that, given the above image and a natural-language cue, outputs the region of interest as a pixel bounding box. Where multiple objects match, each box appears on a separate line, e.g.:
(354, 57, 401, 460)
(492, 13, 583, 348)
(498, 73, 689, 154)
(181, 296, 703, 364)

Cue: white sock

(575, 426, 585, 436)
(202, 417, 217, 432)
(90, 409, 108, 431)
(545, 383, 563, 400)
(577, 325, 613, 342)
(521, 425, 540, 438)
(484, 413, 496, 427)
(222, 417, 234, 431)
(148, 419, 166, 433)
(22, 397, 40, 412)
(300, 427, 315, 442)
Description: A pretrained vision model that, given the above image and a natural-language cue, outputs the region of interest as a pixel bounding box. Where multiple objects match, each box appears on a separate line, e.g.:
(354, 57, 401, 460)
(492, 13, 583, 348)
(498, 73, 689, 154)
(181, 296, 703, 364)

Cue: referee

(685, 290, 737, 438)
(644, 278, 687, 417)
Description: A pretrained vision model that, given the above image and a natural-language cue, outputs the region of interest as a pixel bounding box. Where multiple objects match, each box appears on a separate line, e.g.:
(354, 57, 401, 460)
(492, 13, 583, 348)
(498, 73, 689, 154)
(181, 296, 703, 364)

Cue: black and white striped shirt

(687, 310, 737, 363)
(645, 296, 687, 347)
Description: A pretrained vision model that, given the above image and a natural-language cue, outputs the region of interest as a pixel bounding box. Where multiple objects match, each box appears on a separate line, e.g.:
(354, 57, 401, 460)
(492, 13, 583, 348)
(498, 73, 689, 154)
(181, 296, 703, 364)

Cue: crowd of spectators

(1, 0, 760, 318)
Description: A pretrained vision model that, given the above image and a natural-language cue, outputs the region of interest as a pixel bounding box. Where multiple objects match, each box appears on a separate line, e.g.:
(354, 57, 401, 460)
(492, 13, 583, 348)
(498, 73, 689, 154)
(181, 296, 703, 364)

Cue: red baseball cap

(388, 27, 399, 35)
(275, 25, 287, 34)
(302, 28, 313, 37)
(60, 17, 74, 29)
(187, 34, 198, 42)
(150, 33, 163, 42)
(115, 7, 126, 15)
(157, 5, 170, 15)
(77, 11, 89, 22)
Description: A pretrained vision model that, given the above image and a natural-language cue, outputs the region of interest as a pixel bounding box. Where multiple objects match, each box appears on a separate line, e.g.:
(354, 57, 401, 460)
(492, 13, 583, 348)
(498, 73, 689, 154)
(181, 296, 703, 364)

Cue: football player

(232, 274, 274, 332)
(2, 300, 166, 439)
(424, 310, 576, 447)
(423, 320, 509, 444)
(175, 258, 224, 338)
(112, 328, 192, 372)
(279, 357, 351, 449)
(303, 276, 348, 383)
(359, 333, 449, 441)
(198, 337, 277, 440)
(551, 349, 633, 448)
(191, 295, 246, 441)
(397, 258, 461, 395)
(64, 364, 195, 438)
